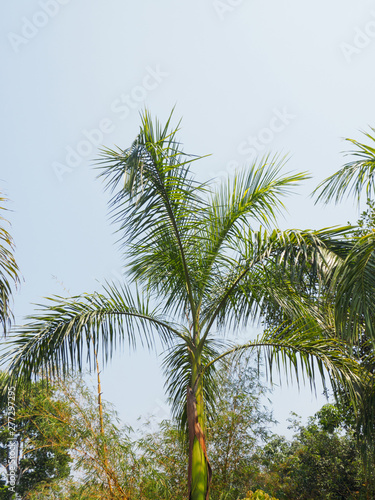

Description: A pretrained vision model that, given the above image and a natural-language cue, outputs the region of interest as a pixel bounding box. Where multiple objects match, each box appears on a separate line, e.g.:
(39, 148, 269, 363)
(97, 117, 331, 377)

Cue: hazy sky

(2, 0, 375, 437)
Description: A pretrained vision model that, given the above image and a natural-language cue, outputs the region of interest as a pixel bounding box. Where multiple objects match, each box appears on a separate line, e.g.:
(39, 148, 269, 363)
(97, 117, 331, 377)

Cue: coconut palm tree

(2, 111, 362, 500)
(0, 192, 20, 332)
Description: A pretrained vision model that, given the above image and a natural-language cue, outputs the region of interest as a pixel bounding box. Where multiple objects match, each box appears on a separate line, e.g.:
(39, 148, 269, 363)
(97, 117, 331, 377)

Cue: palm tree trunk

(187, 360, 212, 500)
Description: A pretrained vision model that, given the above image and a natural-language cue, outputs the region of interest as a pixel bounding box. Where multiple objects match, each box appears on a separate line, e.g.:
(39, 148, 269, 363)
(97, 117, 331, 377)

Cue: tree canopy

(0, 111, 368, 499)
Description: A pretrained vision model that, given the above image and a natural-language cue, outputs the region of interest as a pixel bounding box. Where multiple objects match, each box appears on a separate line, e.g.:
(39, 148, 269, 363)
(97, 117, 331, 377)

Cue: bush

(242, 489, 280, 500)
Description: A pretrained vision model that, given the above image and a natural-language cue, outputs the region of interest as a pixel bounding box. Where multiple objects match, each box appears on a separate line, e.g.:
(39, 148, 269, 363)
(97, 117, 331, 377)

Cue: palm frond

(200, 227, 352, 336)
(314, 128, 375, 204)
(195, 156, 308, 302)
(204, 321, 363, 406)
(333, 233, 375, 341)
(1, 282, 180, 384)
(96, 110, 208, 322)
(0, 193, 20, 332)
(162, 338, 228, 435)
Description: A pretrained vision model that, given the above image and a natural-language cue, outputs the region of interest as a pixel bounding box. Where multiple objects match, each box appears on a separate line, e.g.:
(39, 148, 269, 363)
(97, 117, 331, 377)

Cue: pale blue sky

(2, 0, 375, 437)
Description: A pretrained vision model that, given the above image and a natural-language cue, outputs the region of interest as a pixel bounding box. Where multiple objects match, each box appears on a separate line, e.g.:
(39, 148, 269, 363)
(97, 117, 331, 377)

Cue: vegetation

(1, 361, 373, 500)
(3, 116, 375, 498)
(0, 377, 72, 499)
(2, 354, 275, 499)
(315, 130, 375, 464)
(241, 491, 280, 500)
(206, 355, 274, 499)
(0, 193, 20, 332)
(254, 404, 375, 499)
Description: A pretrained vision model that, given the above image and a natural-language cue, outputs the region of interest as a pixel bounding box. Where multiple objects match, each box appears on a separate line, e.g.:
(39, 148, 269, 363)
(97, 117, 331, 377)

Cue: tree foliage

(253, 405, 375, 500)
(0, 376, 71, 499)
(0, 193, 20, 333)
(21, 354, 276, 500)
(1, 111, 366, 499)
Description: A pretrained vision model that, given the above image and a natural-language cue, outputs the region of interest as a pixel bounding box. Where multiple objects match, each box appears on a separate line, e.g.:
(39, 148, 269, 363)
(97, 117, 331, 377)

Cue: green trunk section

(189, 358, 210, 500)
(191, 434, 208, 500)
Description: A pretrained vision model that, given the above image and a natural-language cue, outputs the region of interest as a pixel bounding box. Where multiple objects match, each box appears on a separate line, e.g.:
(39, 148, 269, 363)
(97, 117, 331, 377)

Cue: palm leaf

(162, 338, 227, 435)
(96, 110, 208, 323)
(204, 320, 363, 406)
(0, 193, 20, 332)
(332, 233, 375, 341)
(200, 227, 353, 336)
(314, 129, 375, 204)
(194, 157, 308, 306)
(1, 283, 180, 384)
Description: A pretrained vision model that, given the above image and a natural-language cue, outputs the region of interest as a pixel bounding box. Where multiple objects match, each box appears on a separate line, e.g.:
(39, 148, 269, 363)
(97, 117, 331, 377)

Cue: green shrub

(241, 489, 280, 500)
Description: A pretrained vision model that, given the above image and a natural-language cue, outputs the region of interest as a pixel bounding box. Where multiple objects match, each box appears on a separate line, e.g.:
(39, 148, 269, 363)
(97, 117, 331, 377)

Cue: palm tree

(2, 111, 362, 500)
(0, 192, 20, 333)
(314, 128, 375, 341)
(314, 129, 375, 448)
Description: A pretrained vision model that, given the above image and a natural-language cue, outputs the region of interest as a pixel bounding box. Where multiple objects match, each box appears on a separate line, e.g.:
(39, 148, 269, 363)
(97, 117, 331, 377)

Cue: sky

(2, 0, 375, 438)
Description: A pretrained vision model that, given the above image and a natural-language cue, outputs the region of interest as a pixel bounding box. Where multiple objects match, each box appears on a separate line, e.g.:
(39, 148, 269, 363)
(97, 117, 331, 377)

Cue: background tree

(3, 354, 370, 500)
(0, 376, 71, 499)
(0, 374, 137, 500)
(134, 352, 275, 500)
(253, 404, 375, 500)
(18, 353, 275, 500)
(206, 354, 274, 500)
